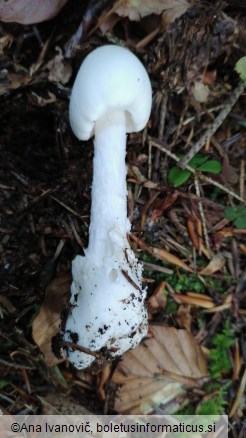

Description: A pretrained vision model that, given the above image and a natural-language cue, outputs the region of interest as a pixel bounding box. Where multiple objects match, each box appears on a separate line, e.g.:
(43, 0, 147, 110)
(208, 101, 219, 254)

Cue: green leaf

(168, 155, 222, 187)
(234, 215, 246, 229)
(224, 206, 246, 228)
(209, 319, 233, 378)
(0, 379, 9, 389)
(235, 57, 246, 82)
(224, 206, 239, 221)
(198, 160, 222, 174)
(189, 154, 209, 168)
(168, 166, 191, 187)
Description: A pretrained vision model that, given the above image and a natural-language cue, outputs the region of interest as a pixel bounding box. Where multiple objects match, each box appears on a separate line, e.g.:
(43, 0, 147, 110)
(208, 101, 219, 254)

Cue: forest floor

(0, 1, 246, 435)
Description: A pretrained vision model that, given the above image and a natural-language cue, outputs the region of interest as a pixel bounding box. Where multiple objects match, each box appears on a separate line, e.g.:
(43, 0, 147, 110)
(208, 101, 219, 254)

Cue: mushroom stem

(87, 110, 129, 262)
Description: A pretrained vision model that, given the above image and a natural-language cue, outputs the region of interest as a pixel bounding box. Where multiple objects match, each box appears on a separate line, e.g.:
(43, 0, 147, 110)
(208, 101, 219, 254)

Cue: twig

(0, 357, 35, 370)
(50, 195, 84, 219)
(239, 159, 245, 200)
(53, 239, 66, 261)
(143, 261, 173, 275)
(194, 175, 212, 257)
(87, 0, 124, 38)
(62, 341, 100, 358)
(67, 216, 85, 248)
(158, 92, 168, 140)
(150, 137, 245, 203)
(179, 81, 245, 168)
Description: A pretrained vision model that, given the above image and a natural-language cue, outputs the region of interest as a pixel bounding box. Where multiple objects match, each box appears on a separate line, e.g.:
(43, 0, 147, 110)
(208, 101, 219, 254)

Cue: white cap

(69, 45, 152, 140)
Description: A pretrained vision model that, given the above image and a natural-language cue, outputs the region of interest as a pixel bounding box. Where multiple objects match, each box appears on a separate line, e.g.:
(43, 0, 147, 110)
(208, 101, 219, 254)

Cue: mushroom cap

(69, 45, 152, 140)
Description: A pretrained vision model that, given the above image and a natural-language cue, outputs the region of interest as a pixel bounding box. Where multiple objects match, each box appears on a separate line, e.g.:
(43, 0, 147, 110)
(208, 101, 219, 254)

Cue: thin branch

(179, 81, 245, 168)
(194, 175, 211, 256)
(150, 137, 245, 203)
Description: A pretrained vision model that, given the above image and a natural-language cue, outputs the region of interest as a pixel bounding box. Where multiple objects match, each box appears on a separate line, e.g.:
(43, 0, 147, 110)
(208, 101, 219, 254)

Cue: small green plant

(198, 383, 229, 415)
(235, 56, 246, 82)
(0, 379, 9, 389)
(224, 206, 246, 229)
(176, 403, 196, 415)
(165, 298, 178, 315)
(209, 319, 234, 378)
(168, 154, 222, 187)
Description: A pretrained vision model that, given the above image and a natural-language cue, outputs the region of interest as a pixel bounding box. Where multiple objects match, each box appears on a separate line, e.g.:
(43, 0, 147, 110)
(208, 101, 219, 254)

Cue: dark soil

(0, 0, 245, 429)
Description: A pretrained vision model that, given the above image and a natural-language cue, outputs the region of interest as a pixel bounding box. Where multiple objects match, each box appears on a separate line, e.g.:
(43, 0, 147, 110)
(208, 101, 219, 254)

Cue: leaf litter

(0, 0, 245, 427)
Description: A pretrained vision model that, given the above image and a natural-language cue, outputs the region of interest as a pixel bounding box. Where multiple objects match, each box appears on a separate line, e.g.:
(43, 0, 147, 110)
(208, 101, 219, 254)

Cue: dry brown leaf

(200, 253, 225, 276)
(204, 294, 232, 313)
(0, 33, 13, 54)
(173, 292, 215, 308)
(31, 91, 57, 107)
(187, 214, 202, 251)
(148, 281, 167, 314)
(0, 70, 31, 95)
(150, 192, 179, 222)
(221, 156, 238, 185)
(202, 69, 217, 86)
(46, 47, 72, 85)
(176, 304, 192, 331)
(0, 0, 67, 24)
(152, 246, 192, 272)
(218, 229, 246, 238)
(32, 272, 71, 367)
(97, 364, 112, 401)
(112, 325, 207, 414)
(130, 233, 192, 272)
(115, 0, 190, 22)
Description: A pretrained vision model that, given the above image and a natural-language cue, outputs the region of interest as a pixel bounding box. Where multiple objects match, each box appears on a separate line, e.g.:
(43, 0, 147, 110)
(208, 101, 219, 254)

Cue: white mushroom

(63, 45, 152, 369)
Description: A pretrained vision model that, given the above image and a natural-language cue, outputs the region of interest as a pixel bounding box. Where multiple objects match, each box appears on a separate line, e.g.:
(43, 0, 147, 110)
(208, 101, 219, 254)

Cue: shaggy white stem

(87, 110, 129, 262)
(63, 111, 148, 369)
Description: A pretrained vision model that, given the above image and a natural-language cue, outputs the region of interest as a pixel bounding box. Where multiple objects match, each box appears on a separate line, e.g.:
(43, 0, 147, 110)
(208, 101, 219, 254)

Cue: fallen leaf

(115, 0, 190, 22)
(161, 0, 191, 26)
(152, 246, 193, 272)
(130, 233, 193, 272)
(98, 14, 120, 35)
(229, 368, 246, 417)
(221, 156, 238, 185)
(239, 244, 246, 255)
(32, 272, 71, 367)
(31, 91, 57, 107)
(204, 294, 232, 313)
(200, 253, 225, 275)
(148, 281, 167, 313)
(97, 364, 112, 400)
(46, 47, 72, 85)
(176, 304, 192, 331)
(173, 292, 215, 309)
(112, 325, 207, 414)
(0, 69, 31, 95)
(192, 81, 210, 103)
(150, 192, 179, 222)
(187, 211, 202, 252)
(202, 69, 217, 86)
(99, 0, 190, 35)
(0, 33, 13, 54)
(0, 0, 67, 24)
